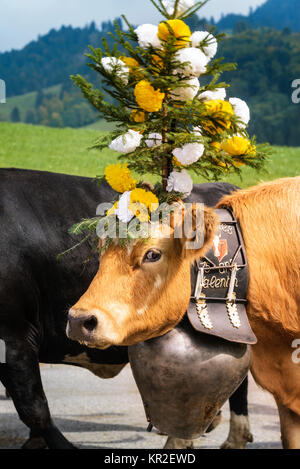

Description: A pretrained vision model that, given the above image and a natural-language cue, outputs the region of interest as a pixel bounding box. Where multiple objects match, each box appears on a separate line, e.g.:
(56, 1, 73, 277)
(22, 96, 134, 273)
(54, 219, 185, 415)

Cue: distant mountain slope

(251, 0, 300, 31)
(0, 85, 61, 121)
(0, 20, 120, 97)
(217, 0, 300, 32)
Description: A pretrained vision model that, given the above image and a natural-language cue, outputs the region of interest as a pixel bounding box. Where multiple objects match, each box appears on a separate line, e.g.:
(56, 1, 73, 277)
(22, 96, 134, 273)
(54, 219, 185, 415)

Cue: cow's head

(67, 203, 219, 348)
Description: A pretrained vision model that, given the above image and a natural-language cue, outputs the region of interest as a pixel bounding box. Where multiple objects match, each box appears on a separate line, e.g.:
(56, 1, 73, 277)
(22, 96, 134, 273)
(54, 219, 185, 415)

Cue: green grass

(0, 85, 62, 122)
(0, 122, 299, 186)
(81, 119, 116, 132)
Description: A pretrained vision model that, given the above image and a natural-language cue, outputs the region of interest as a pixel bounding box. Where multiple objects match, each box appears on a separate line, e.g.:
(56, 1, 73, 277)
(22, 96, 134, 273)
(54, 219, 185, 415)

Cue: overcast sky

(0, 0, 266, 53)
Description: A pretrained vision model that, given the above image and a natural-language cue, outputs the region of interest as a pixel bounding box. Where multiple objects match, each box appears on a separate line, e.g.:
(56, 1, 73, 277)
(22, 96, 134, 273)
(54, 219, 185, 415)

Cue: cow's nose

(67, 310, 98, 339)
(83, 315, 98, 332)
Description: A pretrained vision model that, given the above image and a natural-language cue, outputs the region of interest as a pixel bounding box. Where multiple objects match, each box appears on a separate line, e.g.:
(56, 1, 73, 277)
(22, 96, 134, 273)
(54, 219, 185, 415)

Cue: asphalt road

(0, 364, 282, 449)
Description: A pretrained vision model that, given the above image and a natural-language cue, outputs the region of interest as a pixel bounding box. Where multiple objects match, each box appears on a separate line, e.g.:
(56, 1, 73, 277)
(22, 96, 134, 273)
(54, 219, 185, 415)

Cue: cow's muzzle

(66, 309, 98, 342)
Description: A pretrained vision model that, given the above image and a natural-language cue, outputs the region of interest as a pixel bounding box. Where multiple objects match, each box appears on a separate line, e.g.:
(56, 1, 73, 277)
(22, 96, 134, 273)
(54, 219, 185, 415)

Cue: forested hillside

(218, 0, 300, 32)
(0, 2, 300, 144)
(0, 20, 120, 97)
(221, 29, 300, 146)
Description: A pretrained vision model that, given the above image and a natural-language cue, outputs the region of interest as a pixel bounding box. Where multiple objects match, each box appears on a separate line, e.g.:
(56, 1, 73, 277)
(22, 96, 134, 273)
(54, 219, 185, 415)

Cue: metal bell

(129, 318, 251, 440)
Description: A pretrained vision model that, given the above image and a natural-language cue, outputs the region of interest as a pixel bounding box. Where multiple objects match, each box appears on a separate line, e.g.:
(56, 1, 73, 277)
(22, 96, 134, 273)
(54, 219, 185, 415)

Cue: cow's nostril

(83, 315, 98, 332)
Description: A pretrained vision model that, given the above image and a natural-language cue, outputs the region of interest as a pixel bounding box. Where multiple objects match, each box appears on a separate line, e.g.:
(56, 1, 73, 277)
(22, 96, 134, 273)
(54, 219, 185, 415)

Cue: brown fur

(217, 177, 300, 447)
(217, 177, 300, 333)
(68, 204, 218, 347)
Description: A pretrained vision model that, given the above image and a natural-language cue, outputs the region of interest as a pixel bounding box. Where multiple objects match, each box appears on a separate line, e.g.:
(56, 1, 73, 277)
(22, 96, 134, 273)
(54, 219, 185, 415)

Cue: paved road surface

(0, 364, 282, 449)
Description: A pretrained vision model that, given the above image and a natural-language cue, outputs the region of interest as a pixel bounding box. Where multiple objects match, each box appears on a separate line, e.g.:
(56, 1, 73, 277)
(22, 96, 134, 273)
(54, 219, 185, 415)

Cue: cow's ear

(172, 203, 219, 261)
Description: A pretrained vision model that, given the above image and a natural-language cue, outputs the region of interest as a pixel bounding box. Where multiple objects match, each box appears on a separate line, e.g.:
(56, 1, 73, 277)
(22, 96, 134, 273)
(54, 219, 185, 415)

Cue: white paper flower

(190, 31, 218, 60)
(199, 87, 226, 101)
(115, 191, 134, 223)
(174, 48, 208, 77)
(162, 0, 195, 17)
(134, 24, 162, 49)
(193, 126, 203, 136)
(109, 130, 143, 154)
(171, 77, 200, 101)
(229, 98, 250, 127)
(166, 170, 193, 197)
(145, 133, 163, 148)
(173, 142, 205, 165)
(101, 57, 129, 85)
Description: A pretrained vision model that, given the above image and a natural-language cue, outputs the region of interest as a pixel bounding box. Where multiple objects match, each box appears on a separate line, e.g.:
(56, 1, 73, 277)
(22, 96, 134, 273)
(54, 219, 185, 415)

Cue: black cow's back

(0, 168, 127, 364)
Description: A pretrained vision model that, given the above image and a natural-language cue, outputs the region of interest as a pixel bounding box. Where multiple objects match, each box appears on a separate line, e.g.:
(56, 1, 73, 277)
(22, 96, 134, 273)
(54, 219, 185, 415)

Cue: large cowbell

(129, 319, 251, 440)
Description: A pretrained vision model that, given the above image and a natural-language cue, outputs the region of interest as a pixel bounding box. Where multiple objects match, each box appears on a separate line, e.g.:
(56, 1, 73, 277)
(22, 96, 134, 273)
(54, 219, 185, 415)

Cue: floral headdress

(71, 0, 268, 246)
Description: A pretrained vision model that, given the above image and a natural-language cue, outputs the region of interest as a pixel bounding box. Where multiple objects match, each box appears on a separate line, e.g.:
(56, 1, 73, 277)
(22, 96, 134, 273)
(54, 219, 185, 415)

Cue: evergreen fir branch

(109, 22, 148, 67)
(95, 175, 107, 187)
(173, 0, 181, 18)
(102, 37, 112, 56)
(57, 234, 92, 260)
(205, 59, 237, 77)
(154, 183, 185, 203)
(177, 1, 210, 20)
(70, 217, 102, 235)
(121, 15, 138, 38)
(149, 0, 169, 18)
(71, 74, 104, 110)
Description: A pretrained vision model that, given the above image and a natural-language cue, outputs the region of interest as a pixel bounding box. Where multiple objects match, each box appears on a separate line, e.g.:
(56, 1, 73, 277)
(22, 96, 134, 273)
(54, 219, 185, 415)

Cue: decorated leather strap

(187, 208, 257, 345)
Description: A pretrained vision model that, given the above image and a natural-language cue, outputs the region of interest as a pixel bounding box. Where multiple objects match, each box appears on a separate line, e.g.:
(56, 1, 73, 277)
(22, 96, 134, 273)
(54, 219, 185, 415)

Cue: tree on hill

(216, 0, 300, 32)
(25, 110, 36, 124)
(250, 0, 300, 31)
(35, 89, 44, 108)
(10, 107, 21, 122)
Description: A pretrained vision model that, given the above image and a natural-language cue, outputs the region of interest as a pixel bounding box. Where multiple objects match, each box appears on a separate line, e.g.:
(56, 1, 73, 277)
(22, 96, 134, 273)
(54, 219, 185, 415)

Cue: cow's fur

(69, 176, 300, 448)
(0, 169, 249, 449)
(218, 176, 300, 448)
(218, 177, 300, 333)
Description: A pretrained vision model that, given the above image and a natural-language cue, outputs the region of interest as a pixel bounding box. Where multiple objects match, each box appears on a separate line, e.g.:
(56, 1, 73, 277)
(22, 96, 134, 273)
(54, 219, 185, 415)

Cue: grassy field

(0, 122, 299, 187)
(0, 85, 62, 122)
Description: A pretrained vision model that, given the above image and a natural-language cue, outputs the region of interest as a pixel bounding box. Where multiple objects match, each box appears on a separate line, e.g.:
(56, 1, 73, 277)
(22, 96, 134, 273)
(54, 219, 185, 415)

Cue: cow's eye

(143, 249, 162, 263)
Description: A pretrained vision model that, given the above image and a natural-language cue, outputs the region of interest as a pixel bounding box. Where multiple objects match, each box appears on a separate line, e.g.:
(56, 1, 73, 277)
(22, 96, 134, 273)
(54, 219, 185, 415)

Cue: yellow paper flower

(151, 54, 164, 68)
(134, 80, 165, 112)
(203, 99, 234, 134)
(221, 136, 252, 156)
(151, 54, 165, 75)
(120, 56, 143, 80)
(210, 141, 221, 151)
(120, 56, 139, 68)
(105, 163, 137, 193)
(172, 156, 183, 167)
(158, 19, 191, 49)
(205, 100, 234, 115)
(129, 188, 159, 221)
(221, 136, 256, 167)
(247, 144, 257, 156)
(130, 109, 146, 123)
(210, 141, 227, 168)
(107, 201, 118, 216)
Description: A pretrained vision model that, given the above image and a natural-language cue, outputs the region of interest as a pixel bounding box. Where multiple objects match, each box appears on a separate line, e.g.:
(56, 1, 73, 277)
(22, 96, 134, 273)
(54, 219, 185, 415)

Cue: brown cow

(67, 176, 300, 449)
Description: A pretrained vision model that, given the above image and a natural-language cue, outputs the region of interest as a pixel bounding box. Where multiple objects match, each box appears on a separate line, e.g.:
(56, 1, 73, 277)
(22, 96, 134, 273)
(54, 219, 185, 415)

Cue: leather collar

(187, 208, 257, 345)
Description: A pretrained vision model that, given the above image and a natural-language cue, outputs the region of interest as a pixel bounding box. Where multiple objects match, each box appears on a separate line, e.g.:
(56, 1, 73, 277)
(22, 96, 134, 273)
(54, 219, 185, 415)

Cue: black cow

(0, 168, 251, 449)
